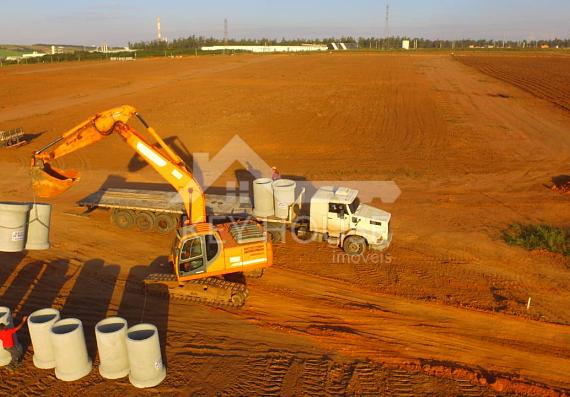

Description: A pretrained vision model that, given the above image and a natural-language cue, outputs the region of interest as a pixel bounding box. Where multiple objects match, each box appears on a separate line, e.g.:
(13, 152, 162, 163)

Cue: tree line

(129, 35, 570, 50)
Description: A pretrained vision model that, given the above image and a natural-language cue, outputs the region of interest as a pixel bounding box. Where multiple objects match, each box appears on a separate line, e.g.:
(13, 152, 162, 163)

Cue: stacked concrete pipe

(0, 202, 31, 252)
(25, 203, 52, 250)
(28, 308, 60, 369)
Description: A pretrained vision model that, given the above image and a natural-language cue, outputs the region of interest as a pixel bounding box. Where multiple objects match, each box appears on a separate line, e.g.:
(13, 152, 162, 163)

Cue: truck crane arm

(31, 105, 206, 224)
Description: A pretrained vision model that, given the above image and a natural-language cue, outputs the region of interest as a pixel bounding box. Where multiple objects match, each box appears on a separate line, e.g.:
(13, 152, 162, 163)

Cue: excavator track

(144, 273, 249, 308)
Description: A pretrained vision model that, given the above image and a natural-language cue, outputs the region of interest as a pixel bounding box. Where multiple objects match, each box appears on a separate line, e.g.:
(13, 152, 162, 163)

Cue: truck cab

(310, 186, 392, 255)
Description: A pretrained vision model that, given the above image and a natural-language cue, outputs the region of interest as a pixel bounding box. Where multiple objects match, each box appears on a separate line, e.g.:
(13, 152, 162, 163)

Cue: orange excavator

(31, 105, 272, 307)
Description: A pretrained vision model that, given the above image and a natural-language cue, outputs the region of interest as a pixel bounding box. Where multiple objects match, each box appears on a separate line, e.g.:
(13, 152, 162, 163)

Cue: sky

(1, 0, 568, 46)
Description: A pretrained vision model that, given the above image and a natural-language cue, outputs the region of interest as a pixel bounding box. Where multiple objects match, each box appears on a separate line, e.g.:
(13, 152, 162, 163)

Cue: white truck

(78, 183, 392, 256)
(254, 184, 392, 256)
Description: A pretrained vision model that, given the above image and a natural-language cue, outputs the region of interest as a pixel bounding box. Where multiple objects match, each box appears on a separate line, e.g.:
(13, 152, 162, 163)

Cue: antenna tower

(224, 18, 228, 46)
(157, 16, 162, 41)
(384, 1, 390, 47)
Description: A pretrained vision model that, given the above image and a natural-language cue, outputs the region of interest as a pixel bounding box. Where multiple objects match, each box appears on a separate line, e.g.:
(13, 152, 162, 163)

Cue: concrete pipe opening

(95, 317, 129, 379)
(0, 202, 31, 252)
(126, 323, 166, 388)
(50, 318, 92, 381)
(28, 308, 60, 369)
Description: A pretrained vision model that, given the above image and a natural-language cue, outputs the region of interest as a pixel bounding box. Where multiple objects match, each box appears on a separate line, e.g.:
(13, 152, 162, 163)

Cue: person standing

(0, 315, 27, 369)
(271, 166, 281, 181)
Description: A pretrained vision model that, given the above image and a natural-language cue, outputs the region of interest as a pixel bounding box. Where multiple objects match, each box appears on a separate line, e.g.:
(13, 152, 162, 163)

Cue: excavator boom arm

(31, 106, 206, 224)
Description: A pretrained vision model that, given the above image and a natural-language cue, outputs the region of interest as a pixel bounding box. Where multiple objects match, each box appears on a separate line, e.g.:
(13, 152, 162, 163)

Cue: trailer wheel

(292, 220, 312, 241)
(135, 211, 156, 232)
(267, 230, 283, 243)
(156, 214, 177, 234)
(111, 209, 135, 230)
(343, 236, 366, 256)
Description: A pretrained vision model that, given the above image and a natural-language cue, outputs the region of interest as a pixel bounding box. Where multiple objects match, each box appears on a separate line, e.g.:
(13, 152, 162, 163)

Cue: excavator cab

(171, 221, 271, 281)
(176, 232, 218, 278)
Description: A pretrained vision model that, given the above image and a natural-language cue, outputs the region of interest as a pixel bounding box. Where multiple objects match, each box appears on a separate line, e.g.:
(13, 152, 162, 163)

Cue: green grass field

(0, 48, 24, 57)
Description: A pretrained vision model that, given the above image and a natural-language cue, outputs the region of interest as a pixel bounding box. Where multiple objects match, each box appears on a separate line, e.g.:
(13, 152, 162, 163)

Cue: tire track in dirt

(301, 357, 330, 396)
(456, 55, 570, 112)
(221, 354, 292, 397)
(325, 362, 354, 396)
(348, 361, 382, 396)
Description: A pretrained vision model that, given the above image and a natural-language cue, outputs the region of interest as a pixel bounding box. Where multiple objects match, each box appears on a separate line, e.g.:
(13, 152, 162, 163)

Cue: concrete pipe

(95, 317, 129, 379)
(252, 178, 275, 217)
(0, 307, 14, 367)
(126, 323, 166, 388)
(272, 179, 296, 219)
(28, 308, 60, 369)
(25, 203, 52, 250)
(0, 202, 31, 252)
(0, 340, 11, 366)
(50, 318, 92, 381)
(0, 305, 18, 345)
(0, 306, 13, 327)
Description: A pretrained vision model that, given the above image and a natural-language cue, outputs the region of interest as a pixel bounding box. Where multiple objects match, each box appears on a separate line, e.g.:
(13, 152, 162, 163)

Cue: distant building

(201, 45, 328, 53)
(51, 45, 65, 54)
(22, 51, 46, 59)
(91, 45, 137, 54)
(402, 40, 410, 50)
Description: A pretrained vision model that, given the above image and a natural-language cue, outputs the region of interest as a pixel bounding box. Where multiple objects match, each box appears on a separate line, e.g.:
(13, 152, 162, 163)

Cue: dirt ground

(0, 52, 569, 396)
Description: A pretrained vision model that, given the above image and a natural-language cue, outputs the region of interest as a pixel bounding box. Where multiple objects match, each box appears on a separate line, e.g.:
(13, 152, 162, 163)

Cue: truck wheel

(292, 221, 312, 241)
(111, 209, 135, 229)
(156, 214, 177, 234)
(343, 236, 366, 256)
(135, 211, 156, 232)
(268, 230, 283, 243)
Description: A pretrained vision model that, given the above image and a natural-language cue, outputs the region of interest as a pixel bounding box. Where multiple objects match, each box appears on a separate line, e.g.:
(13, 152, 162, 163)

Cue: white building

(22, 51, 46, 59)
(201, 45, 328, 53)
(51, 45, 65, 54)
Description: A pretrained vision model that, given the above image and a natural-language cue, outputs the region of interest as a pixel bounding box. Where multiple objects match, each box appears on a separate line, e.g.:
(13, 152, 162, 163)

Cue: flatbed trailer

(78, 188, 253, 233)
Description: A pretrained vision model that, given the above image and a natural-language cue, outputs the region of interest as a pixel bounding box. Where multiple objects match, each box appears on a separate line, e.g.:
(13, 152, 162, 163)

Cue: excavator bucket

(31, 164, 80, 198)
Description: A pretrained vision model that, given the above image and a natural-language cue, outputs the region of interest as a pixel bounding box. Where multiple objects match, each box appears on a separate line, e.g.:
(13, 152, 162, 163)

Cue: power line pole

(224, 18, 229, 53)
(383, 1, 390, 49)
(157, 16, 162, 41)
